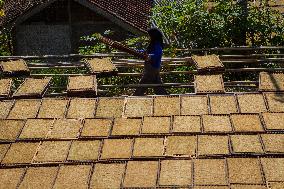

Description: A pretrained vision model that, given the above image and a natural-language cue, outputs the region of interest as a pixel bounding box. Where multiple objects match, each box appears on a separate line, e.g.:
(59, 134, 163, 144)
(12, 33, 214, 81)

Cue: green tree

(152, 0, 284, 48)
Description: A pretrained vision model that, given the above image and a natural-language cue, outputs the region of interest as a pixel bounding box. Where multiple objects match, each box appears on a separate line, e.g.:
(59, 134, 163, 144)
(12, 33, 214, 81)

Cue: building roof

(0, 51, 284, 187)
(0, 0, 152, 32)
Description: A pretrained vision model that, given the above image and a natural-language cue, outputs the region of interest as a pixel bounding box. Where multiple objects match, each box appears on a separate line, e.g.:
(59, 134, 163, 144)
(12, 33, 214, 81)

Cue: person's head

(147, 28, 164, 48)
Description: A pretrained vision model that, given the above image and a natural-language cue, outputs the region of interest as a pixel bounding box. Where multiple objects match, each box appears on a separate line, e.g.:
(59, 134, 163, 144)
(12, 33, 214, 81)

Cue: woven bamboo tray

(67, 76, 97, 97)
(80, 118, 112, 138)
(141, 116, 171, 135)
(261, 158, 284, 182)
(95, 97, 125, 118)
(90, 163, 126, 189)
(227, 158, 264, 184)
(132, 138, 164, 158)
(193, 159, 227, 185)
(8, 99, 41, 119)
(159, 160, 192, 186)
(261, 112, 284, 131)
(84, 58, 117, 75)
(197, 135, 230, 156)
(194, 74, 225, 94)
(123, 161, 158, 188)
(230, 185, 267, 189)
(123, 97, 153, 118)
(268, 182, 284, 189)
(13, 77, 51, 98)
(18, 166, 58, 189)
(47, 119, 82, 140)
(33, 141, 71, 163)
(180, 95, 209, 115)
(111, 118, 142, 136)
(0, 168, 26, 188)
(0, 59, 30, 76)
(37, 98, 69, 118)
(261, 134, 284, 154)
(264, 92, 284, 112)
(0, 119, 25, 142)
(0, 144, 10, 162)
(202, 115, 232, 133)
(67, 140, 101, 161)
(0, 79, 12, 98)
(18, 119, 54, 140)
(52, 165, 92, 189)
(209, 94, 238, 114)
(0, 100, 14, 119)
(100, 139, 133, 160)
(192, 55, 224, 72)
(259, 72, 284, 92)
(172, 115, 201, 133)
(230, 135, 264, 154)
(153, 96, 180, 116)
(230, 114, 265, 133)
(1, 142, 40, 165)
(227, 158, 263, 184)
(237, 93, 267, 113)
(165, 136, 196, 157)
(66, 98, 96, 119)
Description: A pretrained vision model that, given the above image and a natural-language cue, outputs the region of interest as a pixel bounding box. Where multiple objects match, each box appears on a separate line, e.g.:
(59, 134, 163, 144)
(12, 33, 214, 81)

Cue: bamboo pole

(30, 68, 284, 77)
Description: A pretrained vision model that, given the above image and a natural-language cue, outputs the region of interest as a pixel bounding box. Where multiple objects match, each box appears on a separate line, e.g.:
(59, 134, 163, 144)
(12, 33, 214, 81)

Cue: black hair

(147, 28, 164, 51)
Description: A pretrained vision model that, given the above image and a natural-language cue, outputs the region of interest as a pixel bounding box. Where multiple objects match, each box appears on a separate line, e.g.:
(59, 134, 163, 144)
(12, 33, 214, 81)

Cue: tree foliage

(152, 0, 284, 48)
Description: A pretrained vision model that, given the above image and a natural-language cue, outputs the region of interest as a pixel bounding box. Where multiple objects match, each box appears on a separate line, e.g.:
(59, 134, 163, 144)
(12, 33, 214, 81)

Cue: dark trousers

(133, 64, 167, 96)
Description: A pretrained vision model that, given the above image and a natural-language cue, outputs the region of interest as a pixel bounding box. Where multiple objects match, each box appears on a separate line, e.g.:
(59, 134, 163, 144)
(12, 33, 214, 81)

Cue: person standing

(133, 28, 168, 96)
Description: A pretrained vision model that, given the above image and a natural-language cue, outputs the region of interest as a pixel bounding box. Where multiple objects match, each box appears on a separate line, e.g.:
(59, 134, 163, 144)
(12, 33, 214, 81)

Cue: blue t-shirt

(147, 42, 163, 69)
